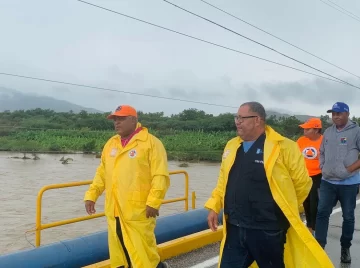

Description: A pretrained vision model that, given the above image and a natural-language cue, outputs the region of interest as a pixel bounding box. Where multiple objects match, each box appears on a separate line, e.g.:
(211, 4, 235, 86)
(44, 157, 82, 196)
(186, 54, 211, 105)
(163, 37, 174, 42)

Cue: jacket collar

(134, 123, 148, 141)
(236, 125, 285, 144)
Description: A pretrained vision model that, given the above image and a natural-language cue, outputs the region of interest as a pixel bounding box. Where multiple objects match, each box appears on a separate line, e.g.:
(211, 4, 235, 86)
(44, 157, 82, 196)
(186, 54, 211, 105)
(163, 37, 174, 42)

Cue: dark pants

(220, 223, 286, 268)
(115, 217, 164, 268)
(303, 173, 322, 230)
(315, 180, 358, 248)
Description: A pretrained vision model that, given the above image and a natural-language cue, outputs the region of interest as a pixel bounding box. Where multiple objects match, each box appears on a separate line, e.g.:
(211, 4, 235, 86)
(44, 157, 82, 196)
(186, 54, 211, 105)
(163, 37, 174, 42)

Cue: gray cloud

(257, 78, 360, 106)
(0, 0, 359, 117)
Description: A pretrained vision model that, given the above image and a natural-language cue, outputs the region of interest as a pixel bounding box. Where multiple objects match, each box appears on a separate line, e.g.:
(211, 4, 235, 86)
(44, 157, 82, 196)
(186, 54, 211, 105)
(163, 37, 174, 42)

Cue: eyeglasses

(234, 115, 258, 122)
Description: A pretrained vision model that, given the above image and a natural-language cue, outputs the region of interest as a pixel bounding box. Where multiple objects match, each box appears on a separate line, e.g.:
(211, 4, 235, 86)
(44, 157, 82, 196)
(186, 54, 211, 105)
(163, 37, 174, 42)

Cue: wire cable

(2, 0, 358, 111)
(199, 0, 360, 79)
(319, 0, 360, 23)
(73, 1, 356, 88)
(326, 0, 360, 20)
(0, 72, 240, 108)
(161, 0, 359, 88)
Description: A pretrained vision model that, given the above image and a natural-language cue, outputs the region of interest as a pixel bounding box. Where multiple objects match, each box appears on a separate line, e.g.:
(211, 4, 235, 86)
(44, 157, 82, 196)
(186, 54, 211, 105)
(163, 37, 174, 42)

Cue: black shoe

(341, 247, 351, 263)
(157, 261, 170, 268)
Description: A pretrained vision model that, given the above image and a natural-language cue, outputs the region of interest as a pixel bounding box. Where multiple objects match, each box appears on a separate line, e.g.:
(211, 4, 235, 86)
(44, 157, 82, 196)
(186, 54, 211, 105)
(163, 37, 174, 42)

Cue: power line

(326, 0, 360, 20)
(199, 0, 360, 79)
(0, 72, 240, 108)
(319, 0, 360, 23)
(73, 1, 354, 87)
(162, 0, 359, 89)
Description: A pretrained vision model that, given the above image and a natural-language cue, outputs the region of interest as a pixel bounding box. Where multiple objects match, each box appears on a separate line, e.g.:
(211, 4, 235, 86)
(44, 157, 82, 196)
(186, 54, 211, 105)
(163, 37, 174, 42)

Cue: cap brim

(106, 114, 125, 119)
(326, 109, 333, 113)
(299, 124, 309, 129)
(107, 113, 134, 119)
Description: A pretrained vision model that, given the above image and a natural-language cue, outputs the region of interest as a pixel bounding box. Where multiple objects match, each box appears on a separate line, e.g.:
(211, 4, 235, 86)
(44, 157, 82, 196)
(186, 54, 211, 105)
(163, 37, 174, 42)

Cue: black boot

(341, 247, 351, 263)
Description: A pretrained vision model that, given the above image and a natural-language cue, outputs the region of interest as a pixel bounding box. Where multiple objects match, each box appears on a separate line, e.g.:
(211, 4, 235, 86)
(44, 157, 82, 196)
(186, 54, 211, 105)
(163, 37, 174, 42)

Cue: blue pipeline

(0, 208, 223, 268)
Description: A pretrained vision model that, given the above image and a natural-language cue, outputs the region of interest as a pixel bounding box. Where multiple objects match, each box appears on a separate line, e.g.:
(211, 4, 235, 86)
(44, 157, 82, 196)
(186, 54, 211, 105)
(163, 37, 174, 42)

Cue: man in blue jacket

(315, 102, 360, 264)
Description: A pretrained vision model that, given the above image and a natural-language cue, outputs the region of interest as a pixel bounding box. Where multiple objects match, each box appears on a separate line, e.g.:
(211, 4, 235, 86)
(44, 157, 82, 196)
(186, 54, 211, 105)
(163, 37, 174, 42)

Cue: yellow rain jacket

(205, 126, 334, 268)
(84, 123, 170, 268)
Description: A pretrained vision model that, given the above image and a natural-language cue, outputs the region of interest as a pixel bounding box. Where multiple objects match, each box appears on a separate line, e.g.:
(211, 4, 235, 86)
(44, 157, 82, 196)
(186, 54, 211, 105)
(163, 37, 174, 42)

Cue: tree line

(1, 108, 358, 136)
(1, 108, 359, 161)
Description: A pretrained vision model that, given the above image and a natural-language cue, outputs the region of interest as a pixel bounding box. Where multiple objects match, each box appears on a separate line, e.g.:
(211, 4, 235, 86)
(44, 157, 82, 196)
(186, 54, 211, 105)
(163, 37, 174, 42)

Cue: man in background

(84, 105, 170, 268)
(316, 102, 360, 264)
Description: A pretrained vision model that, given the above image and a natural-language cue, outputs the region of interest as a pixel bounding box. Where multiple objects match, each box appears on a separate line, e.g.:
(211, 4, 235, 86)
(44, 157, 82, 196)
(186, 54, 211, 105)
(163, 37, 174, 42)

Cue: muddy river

(0, 152, 220, 254)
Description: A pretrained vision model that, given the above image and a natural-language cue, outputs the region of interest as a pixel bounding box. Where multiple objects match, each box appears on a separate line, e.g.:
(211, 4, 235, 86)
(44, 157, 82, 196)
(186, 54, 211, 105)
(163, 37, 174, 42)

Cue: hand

(346, 164, 355, 173)
(85, 200, 96, 215)
(346, 160, 360, 173)
(207, 210, 218, 231)
(146, 206, 159, 218)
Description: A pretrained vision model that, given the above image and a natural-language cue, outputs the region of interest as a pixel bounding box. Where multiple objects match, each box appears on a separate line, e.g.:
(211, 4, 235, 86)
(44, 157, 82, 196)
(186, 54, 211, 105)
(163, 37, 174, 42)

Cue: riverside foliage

(1, 108, 358, 161)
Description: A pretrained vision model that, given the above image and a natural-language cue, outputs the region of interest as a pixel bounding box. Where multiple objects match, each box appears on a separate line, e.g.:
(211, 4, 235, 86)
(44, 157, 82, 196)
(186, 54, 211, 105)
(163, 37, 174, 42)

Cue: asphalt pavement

(167, 201, 360, 268)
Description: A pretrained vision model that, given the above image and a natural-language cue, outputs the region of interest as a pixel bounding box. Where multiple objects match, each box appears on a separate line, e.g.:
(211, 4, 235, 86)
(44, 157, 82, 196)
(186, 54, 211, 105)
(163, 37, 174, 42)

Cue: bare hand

(207, 210, 218, 231)
(85, 200, 96, 215)
(146, 206, 159, 218)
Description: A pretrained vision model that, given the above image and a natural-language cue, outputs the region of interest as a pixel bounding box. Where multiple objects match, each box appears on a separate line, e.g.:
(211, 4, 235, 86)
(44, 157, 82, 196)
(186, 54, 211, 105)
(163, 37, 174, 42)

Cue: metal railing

(35, 170, 196, 247)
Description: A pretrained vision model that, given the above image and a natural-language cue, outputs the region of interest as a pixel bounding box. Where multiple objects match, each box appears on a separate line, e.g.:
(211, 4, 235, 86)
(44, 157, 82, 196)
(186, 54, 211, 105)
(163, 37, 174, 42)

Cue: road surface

(167, 200, 360, 268)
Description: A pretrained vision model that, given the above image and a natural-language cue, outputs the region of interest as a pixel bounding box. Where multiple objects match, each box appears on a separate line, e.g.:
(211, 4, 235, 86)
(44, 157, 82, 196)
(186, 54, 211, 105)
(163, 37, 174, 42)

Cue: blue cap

(327, 102, 349, 113)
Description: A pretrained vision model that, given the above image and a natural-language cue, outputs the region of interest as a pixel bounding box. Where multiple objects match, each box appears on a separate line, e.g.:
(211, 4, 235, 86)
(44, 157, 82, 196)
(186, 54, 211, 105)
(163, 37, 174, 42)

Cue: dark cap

(326, 102, 349, 113)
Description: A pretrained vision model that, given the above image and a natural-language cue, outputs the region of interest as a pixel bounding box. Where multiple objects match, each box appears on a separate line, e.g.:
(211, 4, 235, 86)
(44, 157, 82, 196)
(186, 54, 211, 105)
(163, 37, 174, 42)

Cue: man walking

(84, 105, 170, 268)
(205, 102, 333, 267)
(315, 102, 360, 263)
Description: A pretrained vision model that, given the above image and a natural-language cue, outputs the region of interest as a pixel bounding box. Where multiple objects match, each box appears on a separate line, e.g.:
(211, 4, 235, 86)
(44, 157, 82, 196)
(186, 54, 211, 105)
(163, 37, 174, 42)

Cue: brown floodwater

(0, 152, 220, 254)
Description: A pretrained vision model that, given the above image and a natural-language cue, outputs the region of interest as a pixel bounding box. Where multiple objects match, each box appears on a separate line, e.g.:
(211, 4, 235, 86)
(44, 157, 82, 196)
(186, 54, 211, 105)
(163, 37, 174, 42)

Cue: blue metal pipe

(0, 208, 223, 268)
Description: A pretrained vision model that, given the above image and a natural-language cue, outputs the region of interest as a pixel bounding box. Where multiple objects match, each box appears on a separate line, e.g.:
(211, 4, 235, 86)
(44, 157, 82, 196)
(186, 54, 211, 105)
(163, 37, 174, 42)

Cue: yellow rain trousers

(84, 123, 170, 268)
(205, 126, 334, 268)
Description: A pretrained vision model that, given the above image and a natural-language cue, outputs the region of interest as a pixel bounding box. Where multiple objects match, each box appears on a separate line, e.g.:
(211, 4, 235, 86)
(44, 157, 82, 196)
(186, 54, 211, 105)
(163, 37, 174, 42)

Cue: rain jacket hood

(205, 125, 334, 268)
(85, 123, 170, 268)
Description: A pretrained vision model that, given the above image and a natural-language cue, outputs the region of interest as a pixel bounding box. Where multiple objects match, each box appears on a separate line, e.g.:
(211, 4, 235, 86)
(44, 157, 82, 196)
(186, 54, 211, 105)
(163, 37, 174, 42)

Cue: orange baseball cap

(299, 118, 322, 129)
(107, 105, 137, 119)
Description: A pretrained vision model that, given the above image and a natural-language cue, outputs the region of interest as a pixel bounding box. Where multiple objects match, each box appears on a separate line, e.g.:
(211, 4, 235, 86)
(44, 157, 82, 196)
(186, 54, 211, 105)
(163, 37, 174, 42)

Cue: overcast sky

(1, 0, 359, 116)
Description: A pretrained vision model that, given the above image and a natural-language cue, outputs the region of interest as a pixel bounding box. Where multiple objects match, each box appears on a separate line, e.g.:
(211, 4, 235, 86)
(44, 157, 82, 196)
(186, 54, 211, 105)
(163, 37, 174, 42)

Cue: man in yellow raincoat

(205, 102, 334, 268)
(84, 105, 170, 268)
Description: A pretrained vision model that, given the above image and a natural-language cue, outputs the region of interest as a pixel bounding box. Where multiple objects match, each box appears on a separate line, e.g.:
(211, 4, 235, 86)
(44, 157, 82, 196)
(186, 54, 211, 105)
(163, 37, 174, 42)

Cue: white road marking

(189, 256, 219, 268)
(189, 199, 360, 268)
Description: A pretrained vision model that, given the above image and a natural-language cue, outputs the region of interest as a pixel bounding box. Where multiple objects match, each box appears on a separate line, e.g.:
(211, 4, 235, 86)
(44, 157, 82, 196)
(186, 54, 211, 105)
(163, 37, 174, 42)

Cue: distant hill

(0, 87, 317, 120)
(0, 87, 102, 113)
(267, 110, 315, 122)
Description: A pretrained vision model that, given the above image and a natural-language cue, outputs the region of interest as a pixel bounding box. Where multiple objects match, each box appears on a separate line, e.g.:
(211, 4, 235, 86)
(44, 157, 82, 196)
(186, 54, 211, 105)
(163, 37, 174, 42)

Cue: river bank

(0, 129, 233, 161)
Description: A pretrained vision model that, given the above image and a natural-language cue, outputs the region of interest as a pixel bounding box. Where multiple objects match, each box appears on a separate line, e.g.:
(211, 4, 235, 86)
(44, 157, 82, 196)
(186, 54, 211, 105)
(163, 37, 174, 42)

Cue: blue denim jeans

(315, 180, 358, 248)
(220, 223, 286, 268)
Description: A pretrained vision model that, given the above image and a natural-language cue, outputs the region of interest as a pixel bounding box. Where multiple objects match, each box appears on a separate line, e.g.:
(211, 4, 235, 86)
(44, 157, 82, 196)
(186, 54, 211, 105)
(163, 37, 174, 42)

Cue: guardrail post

(184, 172, 189, 211)
(192, 191, 196, 209)
(35, 187, 44, 247)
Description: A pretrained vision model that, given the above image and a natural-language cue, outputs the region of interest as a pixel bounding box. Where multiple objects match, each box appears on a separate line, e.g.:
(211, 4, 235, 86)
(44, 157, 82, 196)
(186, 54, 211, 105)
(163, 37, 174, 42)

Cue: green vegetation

(1, 108, 359, 162)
